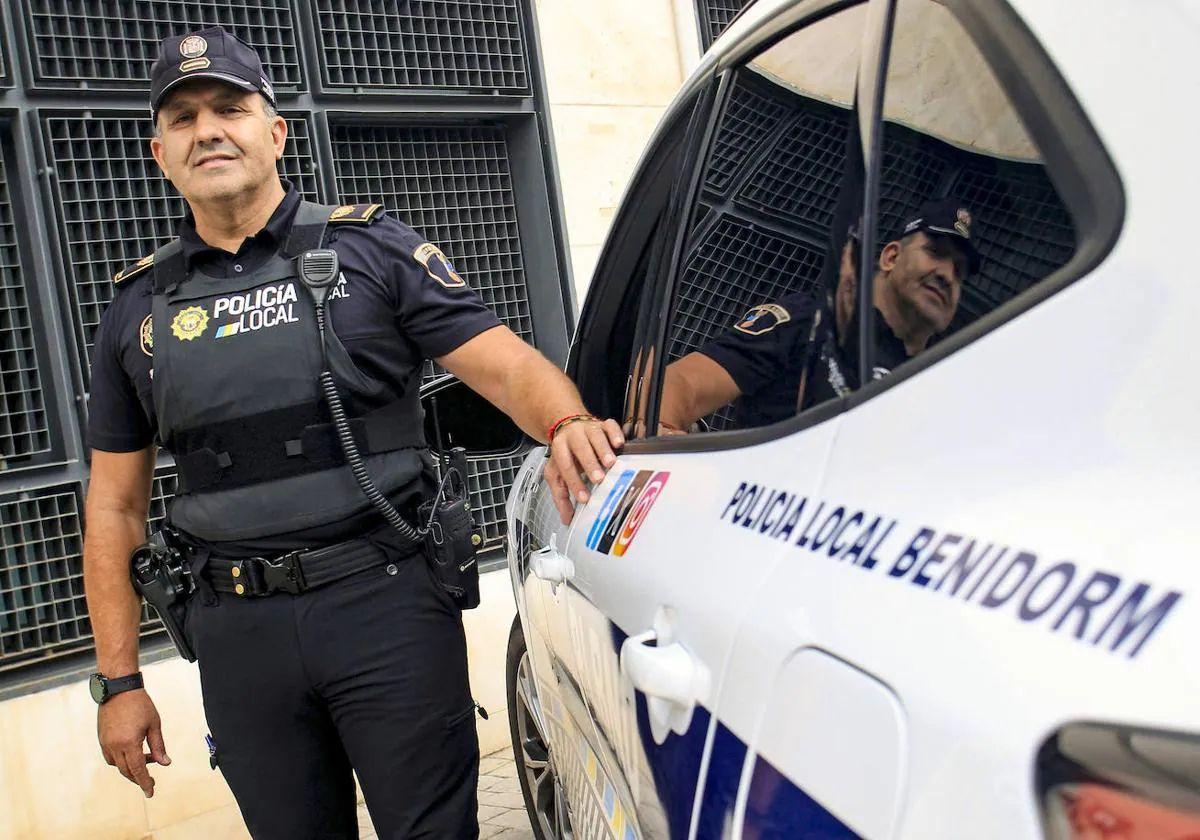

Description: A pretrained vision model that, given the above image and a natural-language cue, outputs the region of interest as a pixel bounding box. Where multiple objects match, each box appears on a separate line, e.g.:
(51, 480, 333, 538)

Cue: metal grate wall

(315, 0, 530, 93)
(0, 483, 86, 670)
(0, 133, 50, 463)
(0, 0, 566, 683)
(331, 123, 533, 350)
(44, 111, 320, 384)
(671, 68, 1075, 429)
(22, 0, 304, 92)
(696, 0, 754, 50)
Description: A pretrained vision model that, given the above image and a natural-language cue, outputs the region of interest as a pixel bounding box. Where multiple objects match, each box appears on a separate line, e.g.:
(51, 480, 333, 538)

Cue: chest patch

(171, 306, 209, 341)
(735, 303, 790, 336)
(139, 314, 153, 356)
(211, 282, 302, 340)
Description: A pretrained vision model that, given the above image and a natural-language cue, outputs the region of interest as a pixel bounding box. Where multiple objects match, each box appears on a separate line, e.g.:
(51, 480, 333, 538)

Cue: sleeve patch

(113, 253, 155, 285)
(734, 303, 791, 336)
(412, 242, 466, 288)
(328, 203, 384, 224)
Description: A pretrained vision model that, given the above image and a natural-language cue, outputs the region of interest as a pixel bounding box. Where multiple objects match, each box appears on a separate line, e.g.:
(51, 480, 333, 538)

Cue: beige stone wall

(535, 0, 694, 307)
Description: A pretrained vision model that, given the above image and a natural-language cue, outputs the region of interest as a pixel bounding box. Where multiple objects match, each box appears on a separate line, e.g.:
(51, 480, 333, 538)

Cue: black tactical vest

(147, 201, 427, 541)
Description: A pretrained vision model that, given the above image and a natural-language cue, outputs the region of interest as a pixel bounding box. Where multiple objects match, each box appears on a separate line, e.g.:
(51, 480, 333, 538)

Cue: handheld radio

(296, 249, 482, 608)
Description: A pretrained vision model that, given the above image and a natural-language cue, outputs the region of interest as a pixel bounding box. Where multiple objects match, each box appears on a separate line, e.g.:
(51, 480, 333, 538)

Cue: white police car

(504, 0, 1200, 837)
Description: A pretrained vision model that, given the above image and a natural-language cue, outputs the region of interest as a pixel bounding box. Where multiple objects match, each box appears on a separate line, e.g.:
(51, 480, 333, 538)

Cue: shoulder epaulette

(113, 253, 155, 286)
(328, 203, 385, 225)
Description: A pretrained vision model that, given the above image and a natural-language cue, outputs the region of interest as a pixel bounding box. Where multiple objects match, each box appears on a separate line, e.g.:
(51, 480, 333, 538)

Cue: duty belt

(205, 536, 415, 598)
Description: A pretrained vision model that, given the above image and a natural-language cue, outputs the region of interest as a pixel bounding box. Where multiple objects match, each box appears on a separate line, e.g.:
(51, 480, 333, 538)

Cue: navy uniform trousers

(184, 547, 479, 839)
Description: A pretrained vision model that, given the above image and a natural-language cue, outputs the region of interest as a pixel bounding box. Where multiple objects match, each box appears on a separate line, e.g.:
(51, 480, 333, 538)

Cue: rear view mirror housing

(420, 376, 527, 456)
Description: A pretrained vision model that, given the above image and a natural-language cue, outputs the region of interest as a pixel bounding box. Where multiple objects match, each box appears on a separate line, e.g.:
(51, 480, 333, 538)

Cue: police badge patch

(412, 242, 466, 289)
(734, 303, 790, 336)
(139, 314, 153, 356)
(171, 306, 209, 341)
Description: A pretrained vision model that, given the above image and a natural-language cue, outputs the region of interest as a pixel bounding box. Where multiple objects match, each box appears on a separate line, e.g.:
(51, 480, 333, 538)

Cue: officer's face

(150, 81, 286, 205)
(878, 232, 964, 334)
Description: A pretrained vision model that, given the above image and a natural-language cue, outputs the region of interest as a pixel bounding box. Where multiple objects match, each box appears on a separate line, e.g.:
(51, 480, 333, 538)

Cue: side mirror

(420, 376, 526, 456)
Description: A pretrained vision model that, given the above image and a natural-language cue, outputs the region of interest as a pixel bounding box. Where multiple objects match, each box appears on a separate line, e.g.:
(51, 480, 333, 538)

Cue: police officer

(83, 27, 622, 838)
(656, 198, 981, 433)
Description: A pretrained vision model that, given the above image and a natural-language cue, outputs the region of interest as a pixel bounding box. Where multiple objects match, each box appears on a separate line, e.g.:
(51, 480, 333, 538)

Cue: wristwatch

(89, 672, 144, 705)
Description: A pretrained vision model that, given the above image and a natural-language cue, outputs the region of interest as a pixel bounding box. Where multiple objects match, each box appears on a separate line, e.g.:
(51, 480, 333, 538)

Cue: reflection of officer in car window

(660, 198, 980, 431)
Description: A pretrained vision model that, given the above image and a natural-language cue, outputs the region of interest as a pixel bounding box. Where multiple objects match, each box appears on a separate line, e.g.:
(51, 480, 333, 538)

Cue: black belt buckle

(260, 551, 306, 595)
(233, 552, 306, 596)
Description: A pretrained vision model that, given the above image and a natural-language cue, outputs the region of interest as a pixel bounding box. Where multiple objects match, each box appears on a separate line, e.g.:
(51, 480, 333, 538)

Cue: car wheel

(507, 616, 573, 840)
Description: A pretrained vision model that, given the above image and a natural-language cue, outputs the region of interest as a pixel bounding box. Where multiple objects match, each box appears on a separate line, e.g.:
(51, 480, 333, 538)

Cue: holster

(418, 451, 482, 610)
(130, 529, 197, 662)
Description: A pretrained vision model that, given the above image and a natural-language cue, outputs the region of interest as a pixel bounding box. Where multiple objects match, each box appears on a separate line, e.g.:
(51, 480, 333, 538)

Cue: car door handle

(620, 629, 710, 743)
(530, 544, 574, 585)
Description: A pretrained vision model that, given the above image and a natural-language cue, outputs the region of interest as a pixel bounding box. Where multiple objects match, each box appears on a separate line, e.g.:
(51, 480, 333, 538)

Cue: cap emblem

(955, 208, 972, 238)
(179, 35, 208, 59)
(179, 57, 211, 73)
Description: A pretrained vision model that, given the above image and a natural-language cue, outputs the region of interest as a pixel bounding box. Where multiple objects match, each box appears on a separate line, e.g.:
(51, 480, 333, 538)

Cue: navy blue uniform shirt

(88, 183, 501, 552)
(699, 289, 909, 428)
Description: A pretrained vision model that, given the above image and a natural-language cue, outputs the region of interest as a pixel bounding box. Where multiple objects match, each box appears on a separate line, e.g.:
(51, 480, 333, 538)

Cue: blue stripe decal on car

(694, 718, 747, 836)
(585, 623, 859, 839)
(742, 746, 861, 839)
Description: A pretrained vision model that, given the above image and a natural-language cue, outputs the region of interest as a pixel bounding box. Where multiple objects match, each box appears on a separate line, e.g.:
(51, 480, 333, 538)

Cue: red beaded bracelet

(547, 413, 596, 443)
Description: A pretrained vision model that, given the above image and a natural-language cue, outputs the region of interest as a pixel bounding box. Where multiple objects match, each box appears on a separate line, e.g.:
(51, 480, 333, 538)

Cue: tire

(507, 615, 573, 839)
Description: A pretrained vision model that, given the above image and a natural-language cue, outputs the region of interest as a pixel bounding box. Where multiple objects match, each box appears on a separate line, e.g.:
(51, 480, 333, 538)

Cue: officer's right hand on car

(543, 415, 625, 525)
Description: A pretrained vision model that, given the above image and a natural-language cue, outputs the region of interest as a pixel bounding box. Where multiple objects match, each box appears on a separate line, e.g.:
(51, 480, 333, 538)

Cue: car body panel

(509, 0, 1200, 837)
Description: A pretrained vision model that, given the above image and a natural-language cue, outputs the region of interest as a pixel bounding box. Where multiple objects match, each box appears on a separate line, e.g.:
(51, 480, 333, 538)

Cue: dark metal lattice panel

(948, 160, 1075, 327)
(468, 449, 526, 554)
(23, 0, 304, 92)
(43, 111, 321, 385)
(670, 214, 824, 362)
(876, 129, 952, 244)
(0, 136, 52, 464)
(331, 122, 533, 383)
(0, 484, 86, 670)
(737, 109, 851, 237)
(705, 79, 791, 196)
(316, 0, 530, 93)
(698, 0, 753, 49)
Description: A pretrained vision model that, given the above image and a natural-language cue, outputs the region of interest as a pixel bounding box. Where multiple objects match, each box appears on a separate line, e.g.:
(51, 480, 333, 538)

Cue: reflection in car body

(503, 0, 1200, 838)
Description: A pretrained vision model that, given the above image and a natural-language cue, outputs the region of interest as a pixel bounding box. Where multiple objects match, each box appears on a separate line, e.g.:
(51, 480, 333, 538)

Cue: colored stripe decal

(586, 469, 633, 549)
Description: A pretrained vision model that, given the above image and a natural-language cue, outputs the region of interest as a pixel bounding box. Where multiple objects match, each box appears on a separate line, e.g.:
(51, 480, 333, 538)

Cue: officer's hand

(545, 418, 624, 525)
(98, 689, 170, 798)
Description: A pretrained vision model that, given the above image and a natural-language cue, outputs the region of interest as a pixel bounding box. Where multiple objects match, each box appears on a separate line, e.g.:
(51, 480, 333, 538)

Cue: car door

(507, 80, 709, 839)
(542, 3, 881, 836)
(709, 0, 1141, 836)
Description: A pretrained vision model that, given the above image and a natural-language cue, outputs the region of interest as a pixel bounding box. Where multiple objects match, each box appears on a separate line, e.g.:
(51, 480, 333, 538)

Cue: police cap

(897, 198, 981, 275)
(149, 26, 276, 121)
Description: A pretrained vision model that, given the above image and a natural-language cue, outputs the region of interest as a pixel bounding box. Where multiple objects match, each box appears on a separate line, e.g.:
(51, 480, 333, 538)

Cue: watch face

(89, 673, 108, 704)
